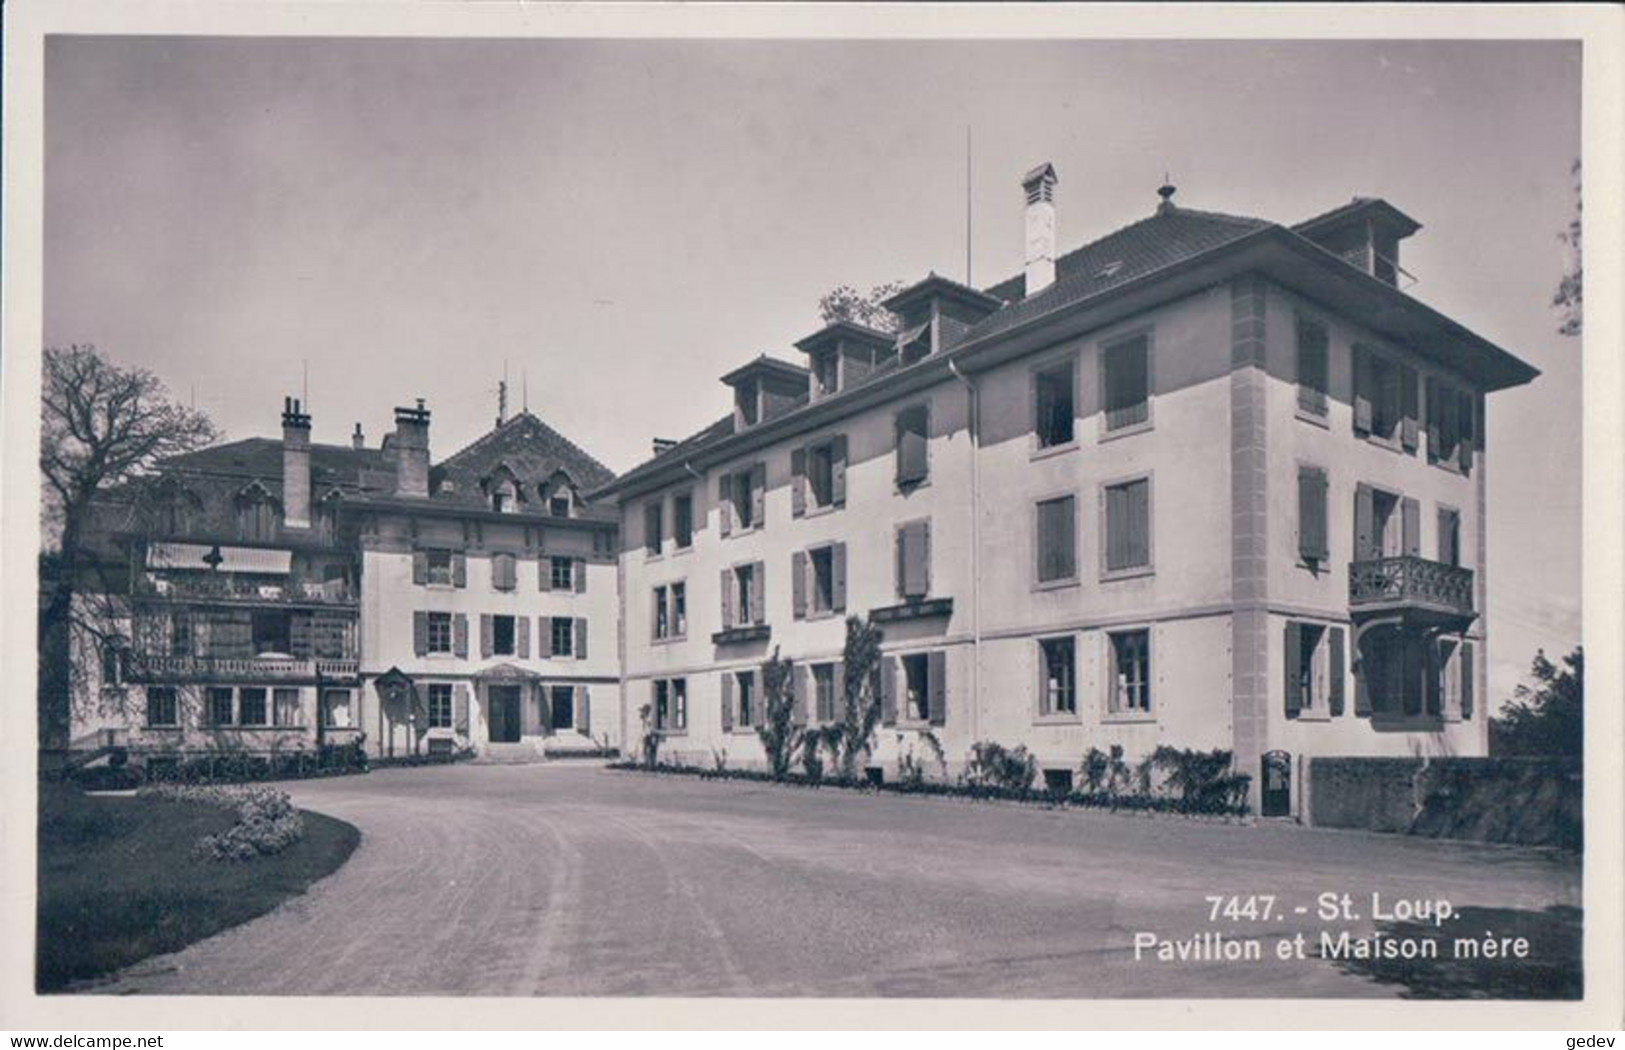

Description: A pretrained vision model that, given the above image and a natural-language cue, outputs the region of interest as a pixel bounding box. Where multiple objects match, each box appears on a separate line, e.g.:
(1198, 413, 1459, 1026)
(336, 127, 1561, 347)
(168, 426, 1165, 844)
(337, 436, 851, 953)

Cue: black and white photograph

(3, 1, 1620, 1035)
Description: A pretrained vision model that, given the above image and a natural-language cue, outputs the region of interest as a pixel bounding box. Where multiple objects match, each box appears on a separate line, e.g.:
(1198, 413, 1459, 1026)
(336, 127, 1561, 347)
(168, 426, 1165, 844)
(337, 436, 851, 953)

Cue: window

(1039, 637, 1077, 717)
(1035, 495, 1077, 584)
(813, 351, 839, 397)
(1102, 334, 1150, 432)
(551, 685, 575, 730)
(674, 492, 694, 549)
(102, 641, 125, 687)
(1103, 478, 1151, 575)
(1107, 630, 1151, 715)
(1285, 623, 1344, 717)
(810, 547, 834, 614)
(721, 465, 762, 532)
(550, 556, 574, 591)
(734, 563, 758, 624)
(898, 322, 931, 366)
(1438, 507, 1461, 568)
(895, 404, 929, 485)
(427, 612, 453, 654)
(239, 687, 268, 727)
(654, 678, 688, 732)
(735, 670, 757, 728)
(425, 549, 454, 586)
(1360, 628, 1429, 717)
(813, 663, 837, 722)
(1298, 467, 1329, 565)
(1355, 347, 1418, 449)
(1427, 379, 1476, 472)
(551, 617, 575, 658)
(1355, 486, 1412, 562)
(1296, 317, 1330, 417)
(645, 501, 664, 556)
(273, 687, 301, 727)
(808, 441, 835, 509)
(208, 687, 235, 726)
(146, 686, 178, 728)
(671, 582, 687, 637)
(427, 684, 453, 729)
(1034, 358, 1076, 448)
(654, 585, 670, 640)
(550, 495, 571, 518)
(170, 612, 192, 658)
(251, 610, 291, 655)
(492, 615, 516, 657)
(490, 477, 518, 513)
(895, 519, 931, 600)
(238, 491, 277, 541)
(735, 380, 761, 428)
(491, 552, 517, 592)
(903, 654, 931, 722)
(323, 689, 353, 729)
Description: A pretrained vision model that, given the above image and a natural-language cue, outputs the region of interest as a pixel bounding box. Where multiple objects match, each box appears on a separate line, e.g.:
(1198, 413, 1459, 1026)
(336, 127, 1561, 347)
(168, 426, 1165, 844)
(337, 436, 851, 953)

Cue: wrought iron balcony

(1349, 556, 1475, 622)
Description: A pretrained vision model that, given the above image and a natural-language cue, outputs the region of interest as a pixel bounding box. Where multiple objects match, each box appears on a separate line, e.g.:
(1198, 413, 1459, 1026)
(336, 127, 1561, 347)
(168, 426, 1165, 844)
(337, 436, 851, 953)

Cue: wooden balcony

(1349, 556, 1475, 630)
(135, 574, 357, 608)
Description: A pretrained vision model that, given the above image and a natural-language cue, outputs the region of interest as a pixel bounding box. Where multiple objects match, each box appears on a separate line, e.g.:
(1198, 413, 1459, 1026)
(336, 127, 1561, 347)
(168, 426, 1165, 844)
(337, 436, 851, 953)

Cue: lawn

(35, 781, 360, 991)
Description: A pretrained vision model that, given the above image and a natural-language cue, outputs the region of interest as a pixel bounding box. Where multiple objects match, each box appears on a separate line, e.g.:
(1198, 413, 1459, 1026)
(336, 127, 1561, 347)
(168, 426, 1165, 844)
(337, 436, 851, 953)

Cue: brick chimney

(281, 397, 312, 528)
(351, 422, 365, 450)
(393, 399, 431, 498)
(1022, 162, 1059, 296)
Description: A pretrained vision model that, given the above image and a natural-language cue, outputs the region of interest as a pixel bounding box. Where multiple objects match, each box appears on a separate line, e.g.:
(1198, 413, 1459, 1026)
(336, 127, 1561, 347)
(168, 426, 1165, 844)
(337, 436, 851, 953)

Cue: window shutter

(1460, 642, 1474, 720)
(538, 556, 552, 591)
(574, 558, 587, 593)
(453, 614, 468, 658)
(1284, 623, 1303, 716)
(791, 447, 807, 517)
(792, 551, 807, 619)
(720, 569, 735, 628)
(1458, 391, 1475, 472)
(1129, 479, 1150, 568)
(453, 685, 470, 735)
(928, 650, 947, 726)
(1425, 378, 1442, 461)
(902, 521, 929, 599)
(792, 664, 808, 727)
(1401, 497, 1421, 557)
(832, 542, 848, 612)
(517, 616, 531, 659)
(501, 554, 517, 591)
(413, 611, 428, 656)
(751, 463, 767, 526)
(1437, 508, 1457, 567)
(831, 435, 848, 505)
(412, 551, 427, 585)
(1353, 347, 1373, 435)
(880, 655, 897, 726)
(1299, 468, 1328, 562)
(751, 561, 766, 625)
(894, 525, 906, 600)
(922, 519, 932, 595)
(1327, 627, 1347, 716)
(718, 474, 734, 536)
(1354, 484, 1376, 562)
(452, 552, 467, 588)
(1353, 641, 1372, 716)
(480, 614, 493, 659)
(832, 661, 846, 721)
(720, 672, 734, 732)
(575, 618, 588, 661)
(540, 616, 555, 658)
(1400, 365, 1420, 452)
(896, 407, 928, 484)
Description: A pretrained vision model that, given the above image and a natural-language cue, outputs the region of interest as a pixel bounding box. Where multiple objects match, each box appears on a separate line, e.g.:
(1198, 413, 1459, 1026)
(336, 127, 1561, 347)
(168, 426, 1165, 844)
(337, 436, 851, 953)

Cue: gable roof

(161, 438, 392, 494)
(426, 411, 617, 522)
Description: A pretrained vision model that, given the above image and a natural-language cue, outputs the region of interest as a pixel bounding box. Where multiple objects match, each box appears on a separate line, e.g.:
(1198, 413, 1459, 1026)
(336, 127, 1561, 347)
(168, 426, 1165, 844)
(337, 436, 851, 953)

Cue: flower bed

(607, 757, 1252, 819)
(138, 783, 306, 861)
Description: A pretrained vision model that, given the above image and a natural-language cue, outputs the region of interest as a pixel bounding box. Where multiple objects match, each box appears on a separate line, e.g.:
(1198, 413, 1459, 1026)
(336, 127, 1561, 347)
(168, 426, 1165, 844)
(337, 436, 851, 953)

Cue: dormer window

(897, 322, 931, 366)
(550, 495, 570, 518)
(236, 482, 279, 542)
(812, 351, 840, 399)
(542, 471, 576, 517)
(735, 378, 761, 428)
(485, 466, 523, 514)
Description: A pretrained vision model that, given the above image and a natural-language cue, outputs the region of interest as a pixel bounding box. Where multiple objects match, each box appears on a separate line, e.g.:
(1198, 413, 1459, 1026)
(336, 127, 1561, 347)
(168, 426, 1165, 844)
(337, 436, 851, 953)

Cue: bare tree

(38, 345, 218, 750)
(817, 281, 905, 334)
(1553, 159, 1581, 337)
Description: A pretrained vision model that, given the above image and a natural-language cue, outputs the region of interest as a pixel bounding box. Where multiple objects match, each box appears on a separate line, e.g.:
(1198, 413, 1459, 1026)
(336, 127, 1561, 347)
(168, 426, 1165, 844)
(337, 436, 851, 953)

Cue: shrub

(139, 783, 306, 862)
(963, 741, 1038, 793)
(755, 647, 798, 780)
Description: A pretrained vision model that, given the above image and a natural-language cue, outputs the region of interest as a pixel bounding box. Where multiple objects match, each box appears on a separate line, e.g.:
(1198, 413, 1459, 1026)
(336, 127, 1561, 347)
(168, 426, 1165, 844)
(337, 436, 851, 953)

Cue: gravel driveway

(98, 763, 1581, 998)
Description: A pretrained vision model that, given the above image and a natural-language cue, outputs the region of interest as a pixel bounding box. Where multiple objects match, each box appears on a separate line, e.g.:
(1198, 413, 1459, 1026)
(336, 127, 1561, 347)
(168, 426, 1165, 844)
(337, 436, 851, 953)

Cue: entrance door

(488, 685, 522, 743)
(550, 685, 575, 732)
(1261, 750, 1292, 817)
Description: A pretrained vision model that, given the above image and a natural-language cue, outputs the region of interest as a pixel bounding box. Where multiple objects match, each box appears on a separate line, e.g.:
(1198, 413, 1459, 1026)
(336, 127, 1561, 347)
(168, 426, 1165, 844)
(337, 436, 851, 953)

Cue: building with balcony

(69, 395, 624, 763)
(591, 165, 1537, 814)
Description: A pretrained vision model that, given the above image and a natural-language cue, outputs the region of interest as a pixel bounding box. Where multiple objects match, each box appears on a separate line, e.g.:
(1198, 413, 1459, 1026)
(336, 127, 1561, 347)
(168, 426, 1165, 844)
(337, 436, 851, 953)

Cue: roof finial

(1157, 176, 1177, 214)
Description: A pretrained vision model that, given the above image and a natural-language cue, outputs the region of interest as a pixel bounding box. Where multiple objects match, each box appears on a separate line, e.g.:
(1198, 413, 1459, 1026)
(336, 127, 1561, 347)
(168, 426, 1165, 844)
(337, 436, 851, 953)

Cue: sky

(42, 36, 1582, 707)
